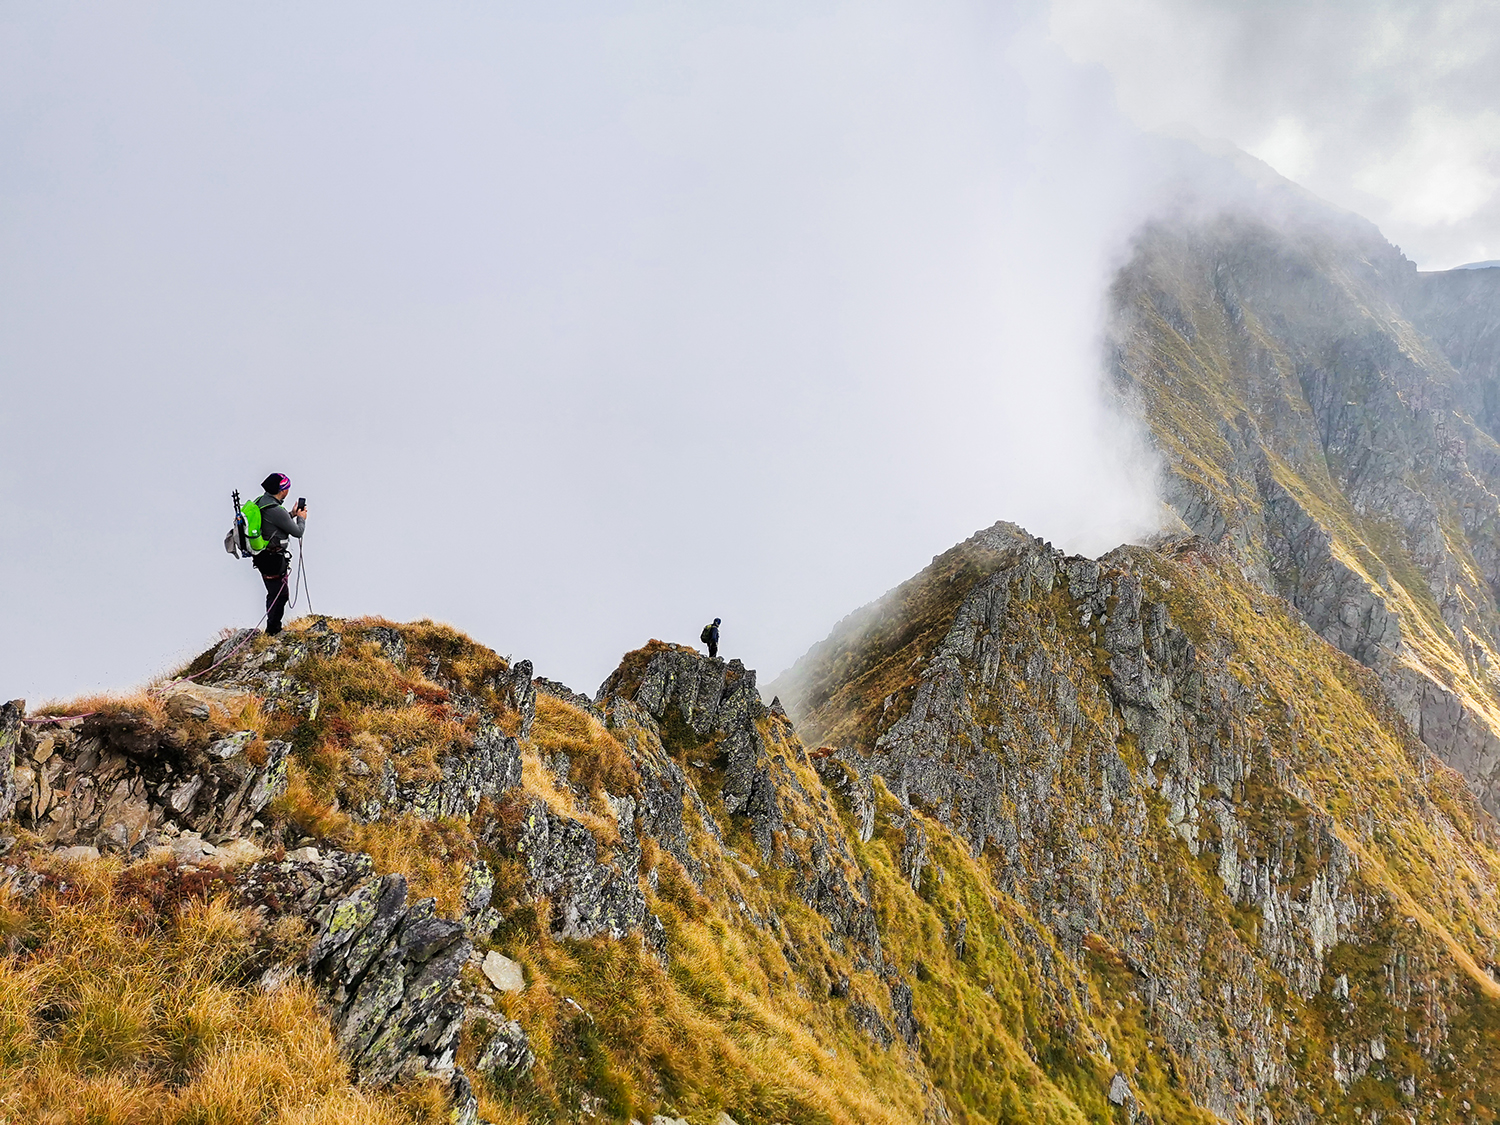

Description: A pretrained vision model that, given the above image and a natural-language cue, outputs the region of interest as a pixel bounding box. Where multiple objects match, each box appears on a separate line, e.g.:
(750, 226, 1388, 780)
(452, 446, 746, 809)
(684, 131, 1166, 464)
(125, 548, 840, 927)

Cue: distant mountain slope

(771, 521, 1500, 1122)
(1408, 265, 1500, 440)
(1109, 206, 1500, 818)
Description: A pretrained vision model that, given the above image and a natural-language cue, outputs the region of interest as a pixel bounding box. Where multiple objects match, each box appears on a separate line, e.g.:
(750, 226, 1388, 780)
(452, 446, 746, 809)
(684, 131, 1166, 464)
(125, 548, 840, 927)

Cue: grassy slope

(0, 855, 454, 1125)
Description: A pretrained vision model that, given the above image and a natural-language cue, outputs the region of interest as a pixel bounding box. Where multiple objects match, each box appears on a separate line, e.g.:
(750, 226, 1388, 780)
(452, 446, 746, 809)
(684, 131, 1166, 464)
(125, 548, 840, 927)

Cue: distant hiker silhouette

(245, 473, 306, 635)
(700, 617, 722, 659)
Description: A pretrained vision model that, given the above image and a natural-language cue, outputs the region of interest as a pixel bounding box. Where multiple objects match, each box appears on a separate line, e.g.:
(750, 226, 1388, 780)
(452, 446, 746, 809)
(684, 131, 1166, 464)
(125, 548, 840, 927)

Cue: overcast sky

(3, 1, 1497, 706)
(1052, 0, 1500, 269)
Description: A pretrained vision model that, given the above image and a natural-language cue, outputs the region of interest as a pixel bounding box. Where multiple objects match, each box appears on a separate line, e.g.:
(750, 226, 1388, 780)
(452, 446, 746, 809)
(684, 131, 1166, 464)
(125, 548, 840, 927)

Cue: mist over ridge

(2, 1, 1453, 704)
(1, 1, 1184, 703)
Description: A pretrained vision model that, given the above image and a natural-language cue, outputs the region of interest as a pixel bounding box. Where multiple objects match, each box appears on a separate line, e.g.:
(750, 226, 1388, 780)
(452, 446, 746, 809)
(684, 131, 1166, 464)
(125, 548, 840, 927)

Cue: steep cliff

(1109, 203, 1500, 819)
(1408, 265, 1500, 445)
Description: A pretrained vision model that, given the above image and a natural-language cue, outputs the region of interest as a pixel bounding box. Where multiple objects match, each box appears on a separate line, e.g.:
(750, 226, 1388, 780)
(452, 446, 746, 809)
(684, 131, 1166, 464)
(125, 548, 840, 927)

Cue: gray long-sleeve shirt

(254, 493, 305, 543)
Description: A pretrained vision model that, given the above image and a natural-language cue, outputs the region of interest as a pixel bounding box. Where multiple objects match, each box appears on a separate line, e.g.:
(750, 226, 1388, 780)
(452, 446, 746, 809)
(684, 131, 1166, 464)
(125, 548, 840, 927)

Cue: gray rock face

(10, 715, 287, 853)
(460, 860, 500, 938)
(596, 645, 887, 968)
(475, 1019, 534, 1075)
(848, 998, 894, 1047)
(241, 850, 473, 1087)
(0, 701, 20, 822)
(199, 629, 524, 826)
(1408, 265, 1500, 439)
(1111, 214, 1500, 817)
(514, 797, 661, 949)
(815, 751, 876, 843)
(598, 647, 784, 856)
(365, 625, 407, 666)
(533, 676, 599, 715)
(492, 658, 537, 739)
(360, 719, 521, 823)
(779, 528, 1454, 1122)
(888, 977, 918, 1047)
(1255, 459, 1403, 671)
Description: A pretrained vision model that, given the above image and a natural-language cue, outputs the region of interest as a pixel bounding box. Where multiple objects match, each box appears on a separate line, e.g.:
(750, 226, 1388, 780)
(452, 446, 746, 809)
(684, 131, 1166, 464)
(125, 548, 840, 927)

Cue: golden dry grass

(0, 857, 444, 1125)
(528, 695, 636, 801)
(30, 594, 1500, 1125)
(29, 688, 171, 723)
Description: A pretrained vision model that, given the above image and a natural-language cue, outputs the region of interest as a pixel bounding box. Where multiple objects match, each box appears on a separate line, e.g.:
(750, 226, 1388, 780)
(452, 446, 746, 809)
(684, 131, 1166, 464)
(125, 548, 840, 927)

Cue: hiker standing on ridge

(700, 617, 722, 659)
(251, 472, 306, 636)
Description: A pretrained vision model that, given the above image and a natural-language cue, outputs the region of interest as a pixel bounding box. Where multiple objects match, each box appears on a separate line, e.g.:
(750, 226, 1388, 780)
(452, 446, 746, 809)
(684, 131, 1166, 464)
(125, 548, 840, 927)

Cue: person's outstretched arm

(262, 503, 307, 539)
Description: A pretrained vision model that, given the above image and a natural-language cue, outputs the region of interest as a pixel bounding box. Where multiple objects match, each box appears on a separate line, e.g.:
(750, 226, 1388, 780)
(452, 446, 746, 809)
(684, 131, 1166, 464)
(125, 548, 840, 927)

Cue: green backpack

(224, 490, 271, 559)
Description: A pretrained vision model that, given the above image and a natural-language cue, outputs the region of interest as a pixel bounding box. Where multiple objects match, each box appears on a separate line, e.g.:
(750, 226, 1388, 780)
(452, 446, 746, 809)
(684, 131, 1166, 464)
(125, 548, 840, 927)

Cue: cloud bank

(1, 2, 1168, 702)
(1051, 0, 1500, 268)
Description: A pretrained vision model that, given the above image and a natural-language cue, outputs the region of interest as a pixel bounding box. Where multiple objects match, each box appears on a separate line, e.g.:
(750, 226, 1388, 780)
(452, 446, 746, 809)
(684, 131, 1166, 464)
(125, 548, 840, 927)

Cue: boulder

(481, 951, 524, 992)
(475, 1019, 534, 1075)
(54, 845, 101, 862)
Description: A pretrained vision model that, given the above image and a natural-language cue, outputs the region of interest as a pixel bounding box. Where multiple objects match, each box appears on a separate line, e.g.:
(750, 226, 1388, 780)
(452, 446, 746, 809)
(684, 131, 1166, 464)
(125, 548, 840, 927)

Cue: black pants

(708, 641, 718, 659)
(255, 552, 291, 635)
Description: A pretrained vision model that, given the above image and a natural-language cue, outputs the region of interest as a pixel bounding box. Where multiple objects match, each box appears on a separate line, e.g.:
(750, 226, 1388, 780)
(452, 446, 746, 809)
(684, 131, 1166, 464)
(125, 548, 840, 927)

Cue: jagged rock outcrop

(10, 710, 288, 854)
(306, 871, 471, 1083)
(474, 1019, 534, 1076)
(492, 659, 537, 740)
(513, 796, 664, 952)
(597, 643, 886, 968)
(0, 700, 21, 822)
(238, 848, 482, 1117)
(200, 622, 526, 825)
(598, 647, 784, 855)
(357, 718, 521, 823)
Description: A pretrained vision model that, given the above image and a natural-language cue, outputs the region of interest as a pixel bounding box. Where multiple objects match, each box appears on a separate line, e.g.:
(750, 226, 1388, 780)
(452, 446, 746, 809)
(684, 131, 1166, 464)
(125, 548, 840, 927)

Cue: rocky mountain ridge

(775, 519, 1500, 1123)
(9, 506, 1500, 1123)
(1106, 200, 1500, 824)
